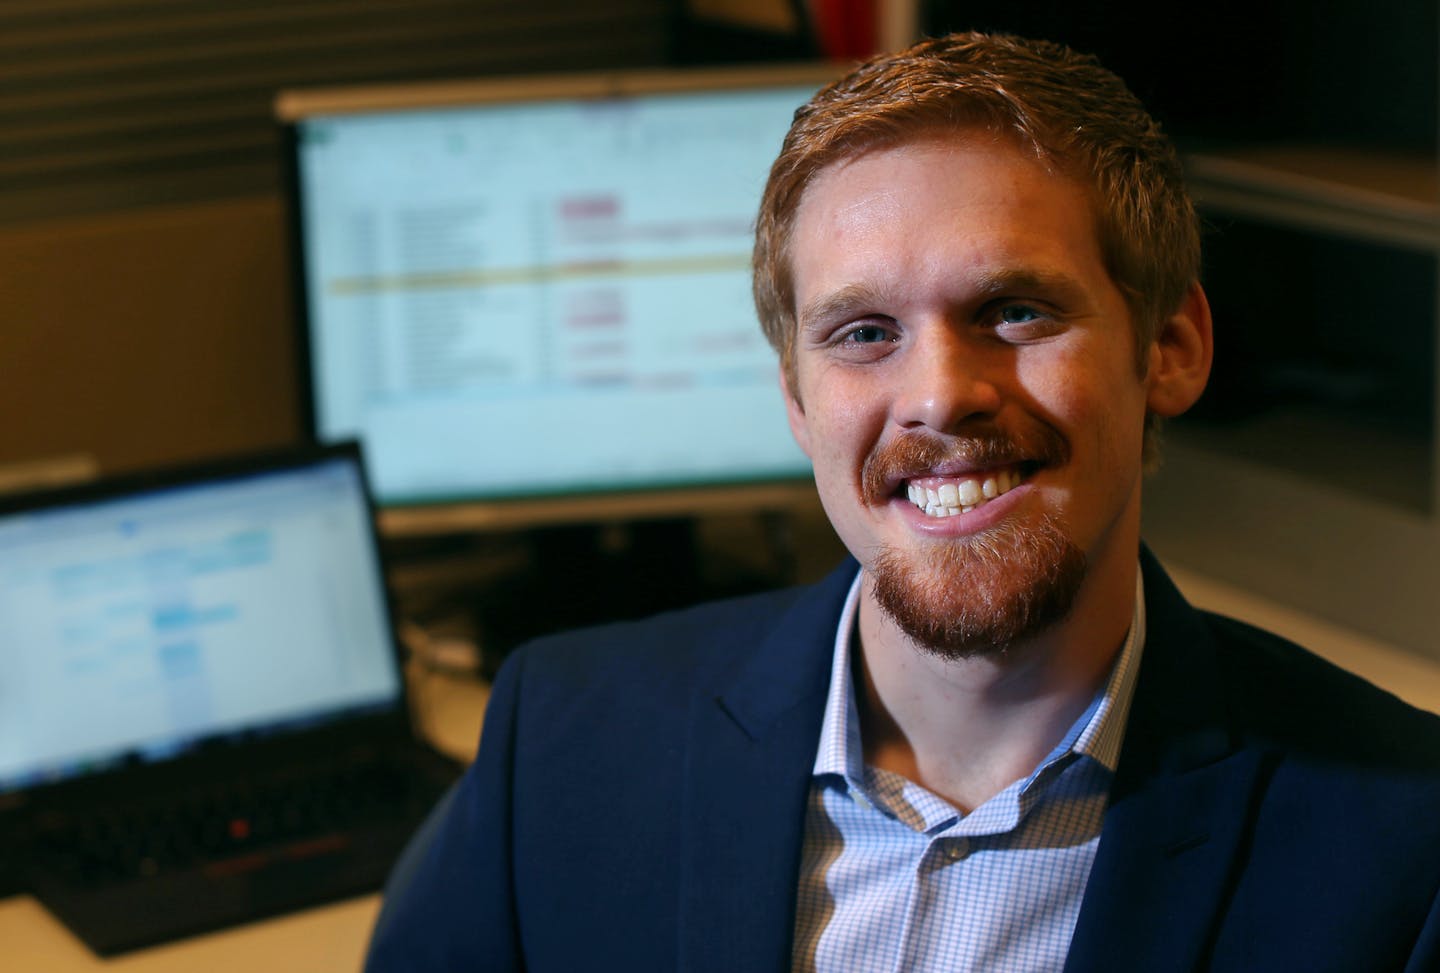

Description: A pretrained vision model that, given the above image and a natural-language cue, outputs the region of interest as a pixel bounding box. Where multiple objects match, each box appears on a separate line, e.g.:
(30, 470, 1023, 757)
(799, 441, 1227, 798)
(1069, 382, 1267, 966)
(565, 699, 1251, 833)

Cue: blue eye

(822, 319, 899, 362)
(991, 302, 1064, 342)
(999, 305, 1041, 323)
(847, 324, 892, 344)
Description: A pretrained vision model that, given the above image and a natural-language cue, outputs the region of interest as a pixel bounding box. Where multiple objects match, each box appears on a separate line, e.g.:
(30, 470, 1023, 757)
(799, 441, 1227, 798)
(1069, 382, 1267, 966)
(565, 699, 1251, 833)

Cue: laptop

(0, 442, 459, 955)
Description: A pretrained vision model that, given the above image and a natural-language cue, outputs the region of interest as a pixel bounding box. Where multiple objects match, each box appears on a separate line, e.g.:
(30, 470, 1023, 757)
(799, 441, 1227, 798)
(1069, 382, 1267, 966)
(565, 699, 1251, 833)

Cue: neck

(854, 553, 1136, 813)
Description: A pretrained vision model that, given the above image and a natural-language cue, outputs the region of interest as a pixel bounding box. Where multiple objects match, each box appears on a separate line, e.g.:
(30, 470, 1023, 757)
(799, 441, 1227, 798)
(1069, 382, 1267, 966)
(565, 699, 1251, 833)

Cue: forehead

(789, 134, 1105, 307)
(795, 131, 1086, 233)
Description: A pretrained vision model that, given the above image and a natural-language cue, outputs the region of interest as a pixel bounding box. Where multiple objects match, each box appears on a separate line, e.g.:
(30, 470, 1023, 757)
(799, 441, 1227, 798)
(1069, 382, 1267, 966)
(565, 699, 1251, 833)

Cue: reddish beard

(864, 425, 1083, 658)
(871, 513, 1086, 658)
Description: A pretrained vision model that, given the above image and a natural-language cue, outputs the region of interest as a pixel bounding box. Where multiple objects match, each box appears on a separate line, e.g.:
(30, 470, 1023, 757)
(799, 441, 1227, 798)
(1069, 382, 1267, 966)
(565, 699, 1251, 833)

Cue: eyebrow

(796, 283, 889, 335)
(969, 267, 1088, 301)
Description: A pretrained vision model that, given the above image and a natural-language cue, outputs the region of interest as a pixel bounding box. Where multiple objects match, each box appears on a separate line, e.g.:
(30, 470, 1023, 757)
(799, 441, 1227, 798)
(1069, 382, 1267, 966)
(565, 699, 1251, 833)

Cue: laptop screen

(0, 449, 402, 795)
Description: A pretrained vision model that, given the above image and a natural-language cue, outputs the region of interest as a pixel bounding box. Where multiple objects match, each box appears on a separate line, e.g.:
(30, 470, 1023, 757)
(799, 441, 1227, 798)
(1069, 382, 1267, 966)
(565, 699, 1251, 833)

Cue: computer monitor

(278, 64, 836, 536)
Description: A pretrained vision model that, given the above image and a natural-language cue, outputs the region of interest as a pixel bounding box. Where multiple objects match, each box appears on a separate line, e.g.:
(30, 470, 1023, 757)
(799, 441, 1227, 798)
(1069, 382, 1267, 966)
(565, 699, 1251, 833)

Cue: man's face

(784, 135, 1155, 655)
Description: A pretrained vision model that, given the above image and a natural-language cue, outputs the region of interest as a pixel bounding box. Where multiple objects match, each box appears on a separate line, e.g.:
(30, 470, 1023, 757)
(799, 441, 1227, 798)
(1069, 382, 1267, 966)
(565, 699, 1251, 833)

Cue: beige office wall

(0, 0, 676, 479)
(0, 196, 299, 475)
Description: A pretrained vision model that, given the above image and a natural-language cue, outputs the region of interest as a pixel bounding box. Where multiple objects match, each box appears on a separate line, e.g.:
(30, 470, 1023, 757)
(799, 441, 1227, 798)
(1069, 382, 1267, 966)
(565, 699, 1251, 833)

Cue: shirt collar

(812, 565, 1147, 784)
(812, 569, 867, 782)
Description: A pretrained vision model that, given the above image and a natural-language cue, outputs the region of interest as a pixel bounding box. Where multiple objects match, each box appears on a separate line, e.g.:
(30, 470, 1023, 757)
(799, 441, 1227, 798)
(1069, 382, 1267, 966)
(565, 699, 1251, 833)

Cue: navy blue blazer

(367, 550, 1440, 972)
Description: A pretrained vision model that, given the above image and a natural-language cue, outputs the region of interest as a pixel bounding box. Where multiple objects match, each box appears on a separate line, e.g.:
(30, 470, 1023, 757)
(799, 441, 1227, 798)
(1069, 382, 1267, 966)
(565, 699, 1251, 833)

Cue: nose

(890, 326, 1002, 432)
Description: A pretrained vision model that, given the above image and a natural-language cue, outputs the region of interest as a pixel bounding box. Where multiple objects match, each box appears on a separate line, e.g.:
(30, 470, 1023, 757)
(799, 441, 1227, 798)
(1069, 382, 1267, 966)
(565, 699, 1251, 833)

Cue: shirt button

(946, 839, 969, 862)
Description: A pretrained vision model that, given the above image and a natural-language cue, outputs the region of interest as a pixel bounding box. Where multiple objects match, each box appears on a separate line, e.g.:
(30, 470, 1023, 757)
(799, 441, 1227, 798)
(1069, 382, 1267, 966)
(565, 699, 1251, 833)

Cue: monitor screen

(279, 65, 833, 523)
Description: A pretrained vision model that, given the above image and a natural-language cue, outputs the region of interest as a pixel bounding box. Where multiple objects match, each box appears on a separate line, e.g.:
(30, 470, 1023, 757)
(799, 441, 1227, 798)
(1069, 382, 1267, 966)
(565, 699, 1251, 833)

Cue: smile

(905, 466, 1025, 518)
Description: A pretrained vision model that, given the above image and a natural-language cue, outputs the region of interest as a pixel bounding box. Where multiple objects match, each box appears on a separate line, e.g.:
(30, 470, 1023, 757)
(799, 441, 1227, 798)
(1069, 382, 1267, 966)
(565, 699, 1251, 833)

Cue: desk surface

(0, 894, 381, 973)
(4, 570, 1438, 970)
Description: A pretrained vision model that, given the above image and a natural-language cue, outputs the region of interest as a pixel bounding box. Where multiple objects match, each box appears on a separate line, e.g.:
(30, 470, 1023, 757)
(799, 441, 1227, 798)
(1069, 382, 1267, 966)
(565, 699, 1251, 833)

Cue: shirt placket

(857, 772, 968, 973)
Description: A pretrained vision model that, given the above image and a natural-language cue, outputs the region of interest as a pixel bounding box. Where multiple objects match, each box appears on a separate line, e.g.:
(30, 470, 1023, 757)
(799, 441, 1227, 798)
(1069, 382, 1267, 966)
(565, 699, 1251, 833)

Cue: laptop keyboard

(33, 751, 443, 888)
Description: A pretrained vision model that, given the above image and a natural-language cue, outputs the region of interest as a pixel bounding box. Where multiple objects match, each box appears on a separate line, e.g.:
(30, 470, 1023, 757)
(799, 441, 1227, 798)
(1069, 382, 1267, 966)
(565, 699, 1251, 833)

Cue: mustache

(861, 424, 1069, 505)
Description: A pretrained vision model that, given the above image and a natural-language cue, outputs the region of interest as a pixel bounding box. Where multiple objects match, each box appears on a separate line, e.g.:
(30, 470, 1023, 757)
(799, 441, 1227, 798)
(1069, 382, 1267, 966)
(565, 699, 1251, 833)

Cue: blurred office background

(1, 0, 1436, 668)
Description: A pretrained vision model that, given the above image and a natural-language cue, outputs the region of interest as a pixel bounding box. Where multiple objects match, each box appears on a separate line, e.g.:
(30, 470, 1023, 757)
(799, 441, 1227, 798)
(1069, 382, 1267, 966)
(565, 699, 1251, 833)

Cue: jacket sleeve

(364, 652, 526, 972)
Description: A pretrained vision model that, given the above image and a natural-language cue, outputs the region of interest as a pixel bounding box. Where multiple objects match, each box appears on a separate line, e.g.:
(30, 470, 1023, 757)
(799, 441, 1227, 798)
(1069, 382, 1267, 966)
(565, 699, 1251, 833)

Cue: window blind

(0, 0, 673, 224)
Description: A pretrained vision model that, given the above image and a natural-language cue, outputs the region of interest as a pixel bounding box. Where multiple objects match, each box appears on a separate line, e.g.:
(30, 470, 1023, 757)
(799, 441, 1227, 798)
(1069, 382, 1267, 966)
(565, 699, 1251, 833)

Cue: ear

(779, 365, 813, 458)
(1145, 281, 1214, 418)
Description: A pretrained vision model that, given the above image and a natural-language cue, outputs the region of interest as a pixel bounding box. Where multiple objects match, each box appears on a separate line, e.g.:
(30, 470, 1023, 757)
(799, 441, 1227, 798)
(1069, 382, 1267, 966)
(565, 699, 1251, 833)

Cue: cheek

(1013, 350, 1098, 428)
(805, 409, 861, 474)
(1017, 338, 1146, 413)
(1014, 348, 1148, 465)
(796, 373, 883, 479)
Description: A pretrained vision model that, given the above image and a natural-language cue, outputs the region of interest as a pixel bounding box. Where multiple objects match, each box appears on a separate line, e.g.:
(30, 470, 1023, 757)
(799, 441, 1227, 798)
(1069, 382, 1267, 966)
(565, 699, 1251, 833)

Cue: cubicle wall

(0, 0, 676, 475)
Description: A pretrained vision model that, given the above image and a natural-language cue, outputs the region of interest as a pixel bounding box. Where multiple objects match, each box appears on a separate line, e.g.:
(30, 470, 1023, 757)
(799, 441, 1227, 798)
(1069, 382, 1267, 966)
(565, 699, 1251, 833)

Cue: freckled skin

(783, 134, 1154, 666)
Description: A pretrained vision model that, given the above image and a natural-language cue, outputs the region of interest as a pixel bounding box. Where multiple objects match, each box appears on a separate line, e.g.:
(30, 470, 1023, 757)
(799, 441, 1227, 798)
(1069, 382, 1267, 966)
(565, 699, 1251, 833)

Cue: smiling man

(366, 33, 1440, 973)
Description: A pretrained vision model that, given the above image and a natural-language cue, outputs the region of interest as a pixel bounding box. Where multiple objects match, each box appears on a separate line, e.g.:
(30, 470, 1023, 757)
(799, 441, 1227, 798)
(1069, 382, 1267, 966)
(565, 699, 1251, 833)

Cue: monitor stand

(472, 516, 790, 677)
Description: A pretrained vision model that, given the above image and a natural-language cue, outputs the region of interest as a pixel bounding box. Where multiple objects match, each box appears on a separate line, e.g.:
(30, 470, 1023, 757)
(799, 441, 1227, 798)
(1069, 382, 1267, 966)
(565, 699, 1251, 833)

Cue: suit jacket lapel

(671, 552, 1270, 972)
(676, 560, 858, 973)
(1064, 550, 1271, 973)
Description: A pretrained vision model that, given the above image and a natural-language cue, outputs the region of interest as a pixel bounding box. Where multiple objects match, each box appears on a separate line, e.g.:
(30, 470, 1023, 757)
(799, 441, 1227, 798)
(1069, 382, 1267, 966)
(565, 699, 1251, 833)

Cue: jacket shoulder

(1200, 609, 1440, 768)
(498, 558, 855, 703)
(518, 581, 811, 673)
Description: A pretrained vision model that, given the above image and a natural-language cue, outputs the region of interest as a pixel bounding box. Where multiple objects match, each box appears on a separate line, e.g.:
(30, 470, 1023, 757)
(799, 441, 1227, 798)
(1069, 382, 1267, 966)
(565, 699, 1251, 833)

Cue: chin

(870, 512, 1086, 659)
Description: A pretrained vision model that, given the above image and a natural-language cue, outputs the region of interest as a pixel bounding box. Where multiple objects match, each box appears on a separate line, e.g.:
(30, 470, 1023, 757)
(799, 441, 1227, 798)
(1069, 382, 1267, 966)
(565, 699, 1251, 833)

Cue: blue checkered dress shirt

(791, 569, 1145, 972)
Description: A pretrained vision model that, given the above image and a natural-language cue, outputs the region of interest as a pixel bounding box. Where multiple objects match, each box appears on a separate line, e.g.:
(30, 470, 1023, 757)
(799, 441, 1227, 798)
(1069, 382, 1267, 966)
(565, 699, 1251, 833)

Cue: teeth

(905, 467, 1023, 518)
